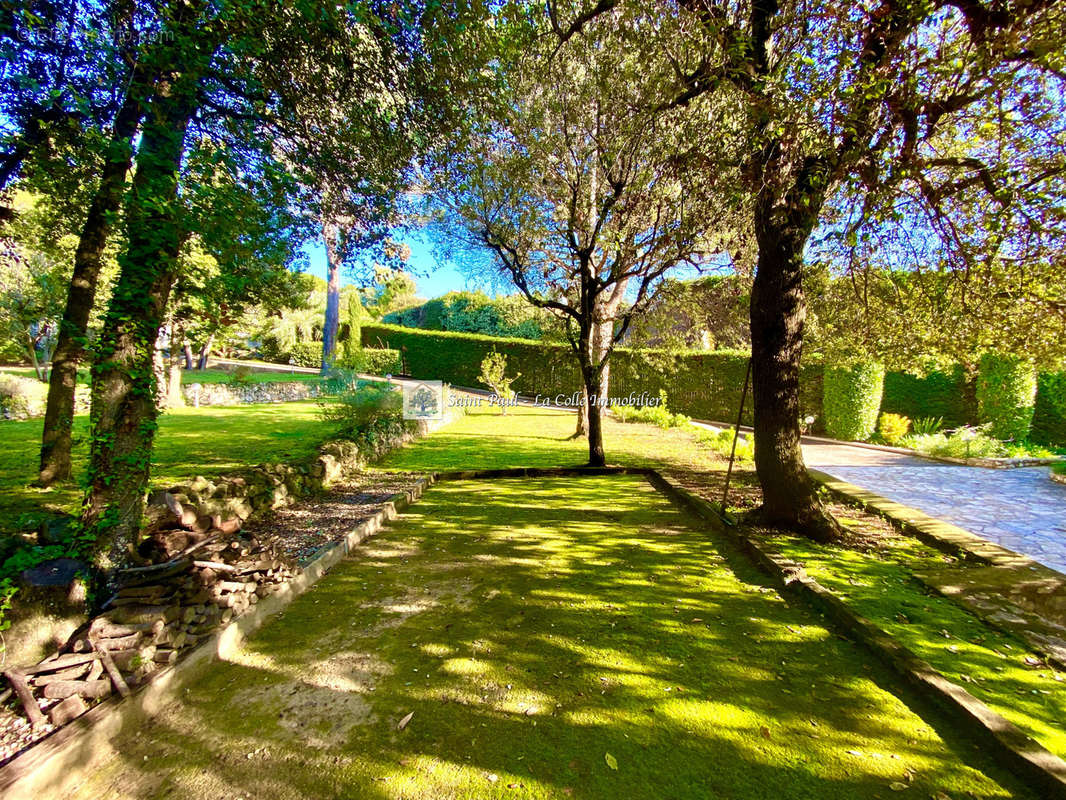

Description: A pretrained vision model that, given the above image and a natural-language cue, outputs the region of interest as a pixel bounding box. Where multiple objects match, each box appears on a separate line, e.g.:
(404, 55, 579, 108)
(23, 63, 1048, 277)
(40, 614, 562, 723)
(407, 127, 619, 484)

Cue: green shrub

(0, 373, 45, 419)
(225, 365, 254, 387)
(977, 352, 1037, 441)
(881, 366, 974, 428)
(1032, 370, 1066, 447)
(478, 350, 521, 414)
(911, 416, 944, 435)
(363, 347, 402, 376)
(823, 361, 885, 442)
(318, 378, 403, 438)
(612, 391, 690, 429)
(877, 412, 910, 445)
(289, 341, 322, 369)
(697, 426, 754, 462)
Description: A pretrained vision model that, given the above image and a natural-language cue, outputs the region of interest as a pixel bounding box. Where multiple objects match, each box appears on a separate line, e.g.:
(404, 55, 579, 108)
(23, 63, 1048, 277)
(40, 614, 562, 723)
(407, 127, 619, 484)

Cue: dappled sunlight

(70, 474, 1032, 799)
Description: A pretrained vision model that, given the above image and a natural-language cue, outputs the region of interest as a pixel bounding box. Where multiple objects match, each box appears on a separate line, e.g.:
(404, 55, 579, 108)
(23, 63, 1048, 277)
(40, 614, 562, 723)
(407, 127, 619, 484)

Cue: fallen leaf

(605, 752, 618, 770)
(487, 774, 499, 783)
(888, 781, 908, 791)
(397, 712, 414, 730)
(760, 726, 771, 739)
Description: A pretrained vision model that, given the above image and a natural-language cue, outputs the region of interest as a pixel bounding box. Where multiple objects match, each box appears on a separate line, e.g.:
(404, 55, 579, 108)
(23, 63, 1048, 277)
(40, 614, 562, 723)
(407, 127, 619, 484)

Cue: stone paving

(802, 440, 1066, 575)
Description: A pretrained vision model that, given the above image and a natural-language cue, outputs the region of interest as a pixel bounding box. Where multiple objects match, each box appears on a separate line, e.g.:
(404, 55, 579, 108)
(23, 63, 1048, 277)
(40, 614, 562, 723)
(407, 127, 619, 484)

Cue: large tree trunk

(749, 162, 842, 543)
(38, 61, 150, 485)
(83, 71, 201, 572)
(182, 341, 194, 369)
(583, 360, 606, 467)
(321, 218, 342, 374)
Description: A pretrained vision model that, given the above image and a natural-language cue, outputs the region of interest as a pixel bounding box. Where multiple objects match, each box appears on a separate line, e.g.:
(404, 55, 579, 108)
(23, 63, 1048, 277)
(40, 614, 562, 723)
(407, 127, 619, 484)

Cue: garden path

(801, 440, 1066, 575)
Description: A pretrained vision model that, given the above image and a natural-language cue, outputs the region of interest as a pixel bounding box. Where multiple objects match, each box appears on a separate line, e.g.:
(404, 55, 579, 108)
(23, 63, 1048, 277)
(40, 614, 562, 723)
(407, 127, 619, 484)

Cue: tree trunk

(182, 342, 194, 370)
(584, 362, 606, 467)
(195, 334, 213, 370)
(38, 60, 149, 485)
(749, 166, 842, 543)
(321, 218, 342, 374)
(83, 70, 202, 572)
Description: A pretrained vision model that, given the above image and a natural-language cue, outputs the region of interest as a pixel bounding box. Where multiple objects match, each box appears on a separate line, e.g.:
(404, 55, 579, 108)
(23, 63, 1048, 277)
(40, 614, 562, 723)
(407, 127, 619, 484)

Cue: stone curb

(0, 476, 437, 800)
(644, 470, 1066, 798)
(1052, 471, 1066, 487)
(808, 467, 1039, 569)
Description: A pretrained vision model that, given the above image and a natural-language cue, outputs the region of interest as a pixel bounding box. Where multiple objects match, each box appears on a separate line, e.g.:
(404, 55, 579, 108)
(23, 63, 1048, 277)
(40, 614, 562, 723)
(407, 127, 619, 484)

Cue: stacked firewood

(2, 493, 296, 731)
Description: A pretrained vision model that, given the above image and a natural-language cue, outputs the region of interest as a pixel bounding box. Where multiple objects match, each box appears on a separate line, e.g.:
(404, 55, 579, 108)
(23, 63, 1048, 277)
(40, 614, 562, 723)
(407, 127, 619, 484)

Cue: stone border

(0, 477, 436, 800)
(808, 467, 1039, 569)
(1051, 470, 1066, 487)
(645, 471, 1066, 798)
(5, 464, 1065, 799)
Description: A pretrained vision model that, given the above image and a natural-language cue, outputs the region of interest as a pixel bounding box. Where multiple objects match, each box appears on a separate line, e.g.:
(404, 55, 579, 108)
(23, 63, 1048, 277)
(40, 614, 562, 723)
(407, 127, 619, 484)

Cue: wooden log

(47, 695, 87, 726)
(115, 584, 169, 600)
(111, 646, 156, 672)
(42, 679, 112, 700)
(21, 653, 98, 675)
(28, 662, 92, 686)
(93, 632, 143, 651)
(90, 618, 163, 639)
(192, 560, 238, 573)
(153, 648, 178, 665)
(3, 669, 45, 728)
(109, 603, 180, 624)
(92, 643, 130, 698)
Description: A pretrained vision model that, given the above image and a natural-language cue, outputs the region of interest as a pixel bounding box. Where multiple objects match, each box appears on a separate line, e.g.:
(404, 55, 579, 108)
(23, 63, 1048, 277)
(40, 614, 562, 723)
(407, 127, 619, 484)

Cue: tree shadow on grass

(69, 477, 1035, 800)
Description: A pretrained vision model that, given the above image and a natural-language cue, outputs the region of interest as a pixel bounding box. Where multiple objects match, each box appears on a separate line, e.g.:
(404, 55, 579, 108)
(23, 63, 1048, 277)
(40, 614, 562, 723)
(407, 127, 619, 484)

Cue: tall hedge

(977, 352, 1038, 441)
(823, 362, 885, 441)
(360, 324, 823, 425)
(881, 365, 974, 427)
(1032, 370, 1066, 447)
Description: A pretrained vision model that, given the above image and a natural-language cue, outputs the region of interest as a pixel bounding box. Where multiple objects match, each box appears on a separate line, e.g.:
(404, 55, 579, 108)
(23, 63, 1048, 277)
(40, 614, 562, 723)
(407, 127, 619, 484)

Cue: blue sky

(303, 232, 492, 299)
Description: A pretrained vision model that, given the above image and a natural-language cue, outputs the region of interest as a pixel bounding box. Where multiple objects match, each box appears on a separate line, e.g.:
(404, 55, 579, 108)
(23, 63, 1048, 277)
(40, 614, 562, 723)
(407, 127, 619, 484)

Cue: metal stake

(721, 357, 752, 513)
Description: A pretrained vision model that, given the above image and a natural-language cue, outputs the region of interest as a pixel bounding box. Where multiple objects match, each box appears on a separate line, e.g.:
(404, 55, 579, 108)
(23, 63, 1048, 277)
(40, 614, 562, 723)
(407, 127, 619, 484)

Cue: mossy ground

(73, 477, 1029, 799)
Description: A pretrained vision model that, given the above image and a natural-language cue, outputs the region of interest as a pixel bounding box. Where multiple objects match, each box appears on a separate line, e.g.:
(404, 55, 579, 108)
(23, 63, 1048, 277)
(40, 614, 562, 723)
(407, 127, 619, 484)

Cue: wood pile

(1, 492, 296, 732)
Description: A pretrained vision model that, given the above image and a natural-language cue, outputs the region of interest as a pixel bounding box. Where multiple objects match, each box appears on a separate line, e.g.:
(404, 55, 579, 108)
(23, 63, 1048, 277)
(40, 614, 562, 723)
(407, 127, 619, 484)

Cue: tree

(549, 0, 1065, 539)
(81, 0, 495, 571)
(36, 2, 164, 485)
(434, 18, 734, 464)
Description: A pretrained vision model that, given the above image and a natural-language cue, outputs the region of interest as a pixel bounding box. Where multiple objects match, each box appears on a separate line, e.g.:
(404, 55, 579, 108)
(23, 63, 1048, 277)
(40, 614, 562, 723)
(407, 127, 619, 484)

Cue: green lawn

(72, 477, 1029, 799)
(383, 405, 1066, 763)
(0, 401, 333, 533)
(0, 365, 321, 385)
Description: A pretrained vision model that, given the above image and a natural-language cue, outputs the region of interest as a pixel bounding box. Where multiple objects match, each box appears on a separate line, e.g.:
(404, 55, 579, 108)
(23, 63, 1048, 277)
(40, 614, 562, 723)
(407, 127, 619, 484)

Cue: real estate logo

(402, 380, 444, 420)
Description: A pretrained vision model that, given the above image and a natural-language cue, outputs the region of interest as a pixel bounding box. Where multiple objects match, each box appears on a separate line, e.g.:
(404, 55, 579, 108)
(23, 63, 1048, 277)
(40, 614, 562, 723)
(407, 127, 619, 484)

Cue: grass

(0, 401, 334, 534)
(0, 365, 322, 386)
(382, 405, 1066, 762)
(72, 477, 1029, 799)
(763, 527, 1066, 760)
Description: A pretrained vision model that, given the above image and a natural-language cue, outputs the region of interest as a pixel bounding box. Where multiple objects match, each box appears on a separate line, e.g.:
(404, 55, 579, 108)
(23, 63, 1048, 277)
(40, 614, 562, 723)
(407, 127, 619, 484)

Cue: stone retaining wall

(180, 380, 321, 407)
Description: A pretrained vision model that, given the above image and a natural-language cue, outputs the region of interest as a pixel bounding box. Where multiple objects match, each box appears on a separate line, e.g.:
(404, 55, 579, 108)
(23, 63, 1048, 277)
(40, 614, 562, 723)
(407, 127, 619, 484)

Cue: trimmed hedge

(977, 352, 1038, 441)
(363, 348, 402, 376)
(361, 324, 823, 425)
(823, 362, 885, 442)
(1032, 370, 1066, 447)
(360, 324, 1066, 445)
(881, 366, 974, 427)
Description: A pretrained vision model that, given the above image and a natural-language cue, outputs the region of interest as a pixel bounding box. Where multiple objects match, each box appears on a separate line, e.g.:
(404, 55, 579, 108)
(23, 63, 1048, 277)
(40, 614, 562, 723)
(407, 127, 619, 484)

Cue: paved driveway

(802, 441, 1066, 574)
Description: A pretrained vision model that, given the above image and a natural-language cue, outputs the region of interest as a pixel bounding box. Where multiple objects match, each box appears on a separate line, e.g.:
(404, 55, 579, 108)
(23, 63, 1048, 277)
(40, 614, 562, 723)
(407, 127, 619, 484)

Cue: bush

(0, 373, 45, 419)
(363, 347, 402, 376)
(911, 416, 944, 435)
(225, 366, 254, 387)
(478, 350, 521, 414)
(823, 361, 885, 441)
(878, 412, 910, 445)
(318, 378, 403, 438)
(881, 366, 974, 428)
(697, 426, 754, 462)
(1032, 370, 1066, 447)
(612, 390, 690, 429)
(977, 352, 1037, 441)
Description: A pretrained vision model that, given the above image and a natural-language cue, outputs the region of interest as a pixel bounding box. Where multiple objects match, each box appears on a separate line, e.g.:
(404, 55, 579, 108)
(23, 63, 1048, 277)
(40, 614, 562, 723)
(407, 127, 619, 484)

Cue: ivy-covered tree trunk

(749, 156, 842, 543)
(38, 58, 152, 485)
(83, 73, 201, 570)
(321, 219, 342, 374)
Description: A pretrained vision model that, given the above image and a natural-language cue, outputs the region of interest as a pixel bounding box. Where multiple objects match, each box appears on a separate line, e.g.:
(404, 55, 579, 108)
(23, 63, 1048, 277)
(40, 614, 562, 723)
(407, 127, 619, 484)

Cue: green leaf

(604, 752, 618, 770)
